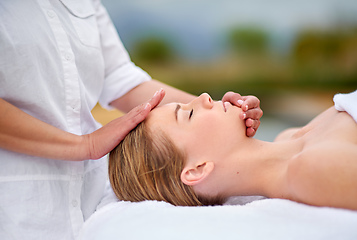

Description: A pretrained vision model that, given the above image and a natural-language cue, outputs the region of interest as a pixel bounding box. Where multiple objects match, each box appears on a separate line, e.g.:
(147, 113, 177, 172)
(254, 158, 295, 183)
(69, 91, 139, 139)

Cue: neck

(220, 138, 303, 199)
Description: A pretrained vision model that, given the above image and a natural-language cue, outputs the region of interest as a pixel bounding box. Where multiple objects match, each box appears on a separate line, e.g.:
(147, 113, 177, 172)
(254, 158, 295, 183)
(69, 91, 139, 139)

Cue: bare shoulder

(287, 141, 357, 210)
(275, 107, 339, 142)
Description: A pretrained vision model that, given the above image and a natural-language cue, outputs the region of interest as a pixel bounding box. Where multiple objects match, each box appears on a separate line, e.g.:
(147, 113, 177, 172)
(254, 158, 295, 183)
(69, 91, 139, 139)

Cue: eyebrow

(175, 104, 181, 121)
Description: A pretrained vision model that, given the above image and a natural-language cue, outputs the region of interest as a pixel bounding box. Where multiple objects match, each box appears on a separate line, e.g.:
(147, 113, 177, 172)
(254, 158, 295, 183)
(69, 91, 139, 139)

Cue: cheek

(187, 117, 231, 150)
(191, 113, 243, 146)
(196, 114, 236, 137)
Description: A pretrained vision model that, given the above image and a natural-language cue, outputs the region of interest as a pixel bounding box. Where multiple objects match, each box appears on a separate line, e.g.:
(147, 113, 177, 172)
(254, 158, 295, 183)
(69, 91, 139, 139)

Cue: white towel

(77, 199, 357, 240)
(334, 90, 357, 123)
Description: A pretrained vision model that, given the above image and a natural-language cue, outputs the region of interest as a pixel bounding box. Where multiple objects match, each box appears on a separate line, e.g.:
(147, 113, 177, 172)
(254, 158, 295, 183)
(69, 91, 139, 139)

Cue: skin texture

(146, 94, 357, 210)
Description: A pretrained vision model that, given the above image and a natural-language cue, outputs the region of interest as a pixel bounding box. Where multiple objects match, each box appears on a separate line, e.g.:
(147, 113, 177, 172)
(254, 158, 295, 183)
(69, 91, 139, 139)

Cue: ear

(180, 161, 214, 186)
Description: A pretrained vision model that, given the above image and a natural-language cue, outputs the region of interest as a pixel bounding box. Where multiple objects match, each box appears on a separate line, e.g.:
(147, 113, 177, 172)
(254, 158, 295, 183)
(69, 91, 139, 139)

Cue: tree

(131, 36, 174, 64)
(228, 26, 269, 55)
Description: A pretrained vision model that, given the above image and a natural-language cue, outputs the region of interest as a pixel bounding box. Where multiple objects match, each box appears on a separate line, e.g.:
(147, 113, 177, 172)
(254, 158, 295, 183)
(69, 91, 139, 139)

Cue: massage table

(77, 197, 357, 240)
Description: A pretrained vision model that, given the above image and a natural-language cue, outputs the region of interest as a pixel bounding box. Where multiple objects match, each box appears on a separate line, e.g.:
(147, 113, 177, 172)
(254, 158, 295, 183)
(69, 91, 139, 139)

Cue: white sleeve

(94, 0, 151, 110)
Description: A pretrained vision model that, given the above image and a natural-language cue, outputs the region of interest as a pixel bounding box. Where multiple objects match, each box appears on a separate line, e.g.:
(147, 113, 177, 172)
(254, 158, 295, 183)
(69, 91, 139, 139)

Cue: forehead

(146, 103, 177, 127)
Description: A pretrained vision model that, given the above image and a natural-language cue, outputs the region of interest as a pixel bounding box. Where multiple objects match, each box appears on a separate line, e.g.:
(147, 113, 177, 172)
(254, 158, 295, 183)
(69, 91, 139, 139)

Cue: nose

(191, 93, 213, 109)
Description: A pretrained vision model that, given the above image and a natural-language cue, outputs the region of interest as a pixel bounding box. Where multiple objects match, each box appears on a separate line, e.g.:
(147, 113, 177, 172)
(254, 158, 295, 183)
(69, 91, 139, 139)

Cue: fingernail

(153, 90, 159, 97)
(245, 105, 248, 111)
(243, 113, 246, 119)
(157, 88, 164, 95)
(144, 103, 151, 110)
(237, 100, 243, 106)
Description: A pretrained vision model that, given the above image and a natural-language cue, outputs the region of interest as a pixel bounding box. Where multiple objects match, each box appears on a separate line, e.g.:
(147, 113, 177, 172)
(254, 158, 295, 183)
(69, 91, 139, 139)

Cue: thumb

(84, 103, 151, 160)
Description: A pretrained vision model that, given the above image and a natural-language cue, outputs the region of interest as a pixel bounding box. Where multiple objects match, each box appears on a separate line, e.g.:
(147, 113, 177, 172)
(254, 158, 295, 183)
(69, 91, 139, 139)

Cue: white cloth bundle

(334, 90, 357, 123)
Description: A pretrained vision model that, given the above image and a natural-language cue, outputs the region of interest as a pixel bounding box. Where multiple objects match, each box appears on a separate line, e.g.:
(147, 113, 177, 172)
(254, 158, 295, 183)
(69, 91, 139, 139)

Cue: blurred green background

(95, 0, 357, 141)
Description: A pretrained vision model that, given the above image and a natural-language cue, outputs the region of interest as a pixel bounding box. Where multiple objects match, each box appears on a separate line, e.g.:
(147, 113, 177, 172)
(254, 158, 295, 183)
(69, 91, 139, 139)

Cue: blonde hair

(108, 121, 224, 206)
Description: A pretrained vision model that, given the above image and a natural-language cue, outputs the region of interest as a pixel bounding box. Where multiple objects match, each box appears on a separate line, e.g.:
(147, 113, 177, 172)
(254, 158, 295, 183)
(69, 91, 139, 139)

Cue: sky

(102, 0, 357, 60)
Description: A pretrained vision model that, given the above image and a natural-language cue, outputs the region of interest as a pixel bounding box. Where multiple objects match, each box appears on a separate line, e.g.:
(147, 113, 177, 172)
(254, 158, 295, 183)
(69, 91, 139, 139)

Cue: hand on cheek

(222, 92, 263, 137)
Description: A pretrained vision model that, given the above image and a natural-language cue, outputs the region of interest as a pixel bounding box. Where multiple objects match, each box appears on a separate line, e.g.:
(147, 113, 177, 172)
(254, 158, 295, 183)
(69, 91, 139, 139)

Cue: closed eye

(189, 109, 193, 119)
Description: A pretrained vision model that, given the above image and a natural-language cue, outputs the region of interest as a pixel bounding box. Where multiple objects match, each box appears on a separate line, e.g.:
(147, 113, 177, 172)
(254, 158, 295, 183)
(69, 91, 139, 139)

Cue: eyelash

(189, 109, 193, 119)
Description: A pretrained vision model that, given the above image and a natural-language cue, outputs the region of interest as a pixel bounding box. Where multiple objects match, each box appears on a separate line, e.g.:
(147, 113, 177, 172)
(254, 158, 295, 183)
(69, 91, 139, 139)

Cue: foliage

(291, 27, 357, 65)
(228, 26, 269, 55)
(128, 25, 357, 101)
(130, 36, 174, 64)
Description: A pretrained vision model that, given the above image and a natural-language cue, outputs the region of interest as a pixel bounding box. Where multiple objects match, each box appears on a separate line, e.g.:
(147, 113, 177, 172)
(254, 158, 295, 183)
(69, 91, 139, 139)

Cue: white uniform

(0, 0, 150, 239)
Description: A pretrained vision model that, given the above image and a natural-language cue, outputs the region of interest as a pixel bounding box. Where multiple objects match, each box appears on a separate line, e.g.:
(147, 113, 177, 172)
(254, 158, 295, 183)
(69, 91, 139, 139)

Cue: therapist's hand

(83, 89, 165, 160)
(222, 91, 263, 137)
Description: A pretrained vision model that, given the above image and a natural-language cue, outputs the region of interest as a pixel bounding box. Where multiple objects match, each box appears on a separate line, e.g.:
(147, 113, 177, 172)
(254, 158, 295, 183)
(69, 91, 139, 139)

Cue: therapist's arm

(110, 79, 196, 112)
(0, 90, 164, 161)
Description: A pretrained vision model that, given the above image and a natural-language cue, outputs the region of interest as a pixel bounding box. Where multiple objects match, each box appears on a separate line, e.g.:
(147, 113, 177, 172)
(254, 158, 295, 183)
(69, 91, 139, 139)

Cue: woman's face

(146, 93, 246, 163)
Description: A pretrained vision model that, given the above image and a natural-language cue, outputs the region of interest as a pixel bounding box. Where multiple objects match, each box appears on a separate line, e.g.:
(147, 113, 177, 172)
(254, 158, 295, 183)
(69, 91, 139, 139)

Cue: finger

(120, 88, 166, 131)
(148, 88, 165, 110)
(246, 118, 261, 130)
(246, 127, 256, 137)
(222, 91, 243, 107)
(241, 108, 263, 120)
(245, 118, 254, 128)
(120, 102, 152, 130)
(241, 95, 260, 112)
(88, 102, 152, 159)
(244, 118, 260, 137)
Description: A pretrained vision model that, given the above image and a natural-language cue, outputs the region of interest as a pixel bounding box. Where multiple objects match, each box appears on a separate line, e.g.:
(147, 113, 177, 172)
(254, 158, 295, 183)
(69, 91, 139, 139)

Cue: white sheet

(77, 199, 357, 240)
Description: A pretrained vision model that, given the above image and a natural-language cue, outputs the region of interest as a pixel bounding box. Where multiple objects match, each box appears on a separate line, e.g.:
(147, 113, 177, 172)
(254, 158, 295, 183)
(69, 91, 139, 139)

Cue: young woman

(109, 91, 357, 210)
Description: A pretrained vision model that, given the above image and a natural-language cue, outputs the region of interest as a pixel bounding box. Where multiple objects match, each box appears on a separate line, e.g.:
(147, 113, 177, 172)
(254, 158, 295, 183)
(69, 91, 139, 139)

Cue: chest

(294, 107, 357, 146)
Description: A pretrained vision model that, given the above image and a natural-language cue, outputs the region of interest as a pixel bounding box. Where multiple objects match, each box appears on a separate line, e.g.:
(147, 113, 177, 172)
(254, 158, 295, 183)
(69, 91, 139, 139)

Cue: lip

(218, 101, 225, 112)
